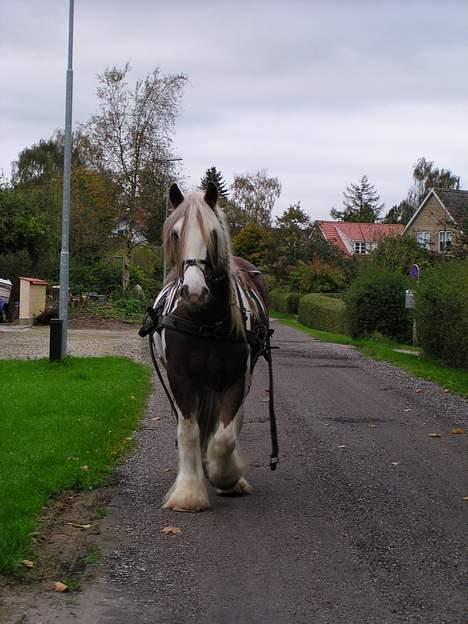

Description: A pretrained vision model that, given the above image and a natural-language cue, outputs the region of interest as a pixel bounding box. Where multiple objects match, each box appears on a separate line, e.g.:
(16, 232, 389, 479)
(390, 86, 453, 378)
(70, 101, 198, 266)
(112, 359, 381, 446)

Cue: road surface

(2, 321, 467, 623)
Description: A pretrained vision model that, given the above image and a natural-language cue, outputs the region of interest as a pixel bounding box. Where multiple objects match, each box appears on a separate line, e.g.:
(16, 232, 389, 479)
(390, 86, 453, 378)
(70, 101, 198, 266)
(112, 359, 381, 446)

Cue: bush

(69, 259, 122, 295)
(270, 288, 301, 314)
(415, 259, 468, 367)
(298, 293, 347, 334)
(288, 260, 345, 293)
(345, 266, 412, 342)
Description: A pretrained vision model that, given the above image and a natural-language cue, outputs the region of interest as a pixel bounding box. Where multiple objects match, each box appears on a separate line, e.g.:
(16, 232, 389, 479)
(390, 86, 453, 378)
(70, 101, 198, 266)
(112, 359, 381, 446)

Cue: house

(315, 221, 404, 256)
(403, 189, 468, 253)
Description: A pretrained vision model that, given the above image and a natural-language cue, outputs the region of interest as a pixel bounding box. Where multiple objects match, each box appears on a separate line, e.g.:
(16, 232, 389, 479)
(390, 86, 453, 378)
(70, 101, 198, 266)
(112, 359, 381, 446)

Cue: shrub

(298, 293, 347, 334)
(288, 260, 345, 293)
(369, 235, 429, 274)
(270, 288, 301, 314)
(415, 259, 468, 367)
(345, 266, 412, 342)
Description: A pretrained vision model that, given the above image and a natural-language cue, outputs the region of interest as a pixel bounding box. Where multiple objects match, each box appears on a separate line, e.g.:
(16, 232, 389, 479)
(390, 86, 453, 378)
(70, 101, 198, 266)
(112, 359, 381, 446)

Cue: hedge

(298, 293, 347, 334)
(270, 288, 301, 314)
(415, 259, 468, 367)
(344, 266, 412, 342)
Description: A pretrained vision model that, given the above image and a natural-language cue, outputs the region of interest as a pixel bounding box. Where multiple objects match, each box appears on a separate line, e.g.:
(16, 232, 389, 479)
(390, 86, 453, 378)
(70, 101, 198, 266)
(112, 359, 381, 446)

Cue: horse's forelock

(164, 192, 230, 270)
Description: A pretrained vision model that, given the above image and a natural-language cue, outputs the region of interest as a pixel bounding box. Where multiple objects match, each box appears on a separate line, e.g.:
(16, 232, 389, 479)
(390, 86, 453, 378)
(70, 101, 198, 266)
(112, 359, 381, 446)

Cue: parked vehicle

(0, 278, 12, 322)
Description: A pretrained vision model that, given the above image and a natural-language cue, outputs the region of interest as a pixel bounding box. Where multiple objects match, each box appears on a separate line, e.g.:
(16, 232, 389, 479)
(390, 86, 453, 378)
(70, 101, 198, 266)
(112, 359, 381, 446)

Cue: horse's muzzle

(181, 285, 209, 305)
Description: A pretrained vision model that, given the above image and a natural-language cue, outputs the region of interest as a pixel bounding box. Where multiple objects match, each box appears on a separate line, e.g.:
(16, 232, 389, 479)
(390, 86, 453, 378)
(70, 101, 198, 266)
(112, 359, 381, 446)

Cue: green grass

(0, 357, 152, 575)
(271, 311, 468, 397)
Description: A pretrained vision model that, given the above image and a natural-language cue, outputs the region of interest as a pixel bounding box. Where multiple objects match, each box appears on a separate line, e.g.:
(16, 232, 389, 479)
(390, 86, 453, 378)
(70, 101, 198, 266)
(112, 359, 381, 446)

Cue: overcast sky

(1, 0, 467, 220)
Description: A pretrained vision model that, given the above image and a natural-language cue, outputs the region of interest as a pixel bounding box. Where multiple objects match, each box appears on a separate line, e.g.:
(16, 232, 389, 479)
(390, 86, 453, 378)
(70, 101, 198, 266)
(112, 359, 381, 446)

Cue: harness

(139, 267, 279, 470)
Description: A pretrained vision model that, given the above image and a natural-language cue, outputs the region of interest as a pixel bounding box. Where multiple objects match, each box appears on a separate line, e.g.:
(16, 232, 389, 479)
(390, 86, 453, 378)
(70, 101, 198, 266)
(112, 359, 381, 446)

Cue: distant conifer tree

(199, 166, 229, 199)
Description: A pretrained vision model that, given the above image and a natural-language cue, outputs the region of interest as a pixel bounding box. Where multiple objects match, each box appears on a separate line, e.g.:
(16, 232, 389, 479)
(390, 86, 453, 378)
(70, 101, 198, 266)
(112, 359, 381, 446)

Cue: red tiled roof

(316, 221, 404, 255)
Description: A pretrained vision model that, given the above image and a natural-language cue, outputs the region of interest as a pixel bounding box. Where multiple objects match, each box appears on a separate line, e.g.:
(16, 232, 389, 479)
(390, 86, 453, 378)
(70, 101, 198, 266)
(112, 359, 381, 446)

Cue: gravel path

(0, 325, 148, 363)
(1, 321, 467, 623)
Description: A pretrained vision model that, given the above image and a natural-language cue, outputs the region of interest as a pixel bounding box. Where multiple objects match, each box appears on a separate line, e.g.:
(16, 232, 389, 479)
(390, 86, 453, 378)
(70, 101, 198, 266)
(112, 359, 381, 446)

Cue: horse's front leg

(205, 383, 252, 495)
(163, 411, 210, 512)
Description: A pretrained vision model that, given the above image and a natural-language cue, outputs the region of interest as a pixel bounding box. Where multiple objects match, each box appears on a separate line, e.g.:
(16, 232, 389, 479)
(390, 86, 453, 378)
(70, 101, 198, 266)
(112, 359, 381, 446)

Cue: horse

(145, 181, 273, 512)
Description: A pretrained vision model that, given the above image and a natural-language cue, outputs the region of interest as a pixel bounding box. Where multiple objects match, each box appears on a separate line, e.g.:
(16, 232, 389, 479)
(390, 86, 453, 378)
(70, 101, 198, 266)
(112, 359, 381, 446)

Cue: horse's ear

(204, 182, 218, 209)
(169, 183, 184, 209)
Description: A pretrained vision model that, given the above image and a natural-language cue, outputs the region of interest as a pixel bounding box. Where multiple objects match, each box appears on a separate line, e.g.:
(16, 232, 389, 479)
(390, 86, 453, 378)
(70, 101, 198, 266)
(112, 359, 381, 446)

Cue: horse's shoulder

(232, 256, 269, 311)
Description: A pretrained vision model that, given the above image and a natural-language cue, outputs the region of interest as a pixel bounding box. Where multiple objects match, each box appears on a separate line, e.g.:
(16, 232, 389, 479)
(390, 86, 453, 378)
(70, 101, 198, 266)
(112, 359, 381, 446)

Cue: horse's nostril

(201, 287, 209, 300)
(181, 285, 189, 299)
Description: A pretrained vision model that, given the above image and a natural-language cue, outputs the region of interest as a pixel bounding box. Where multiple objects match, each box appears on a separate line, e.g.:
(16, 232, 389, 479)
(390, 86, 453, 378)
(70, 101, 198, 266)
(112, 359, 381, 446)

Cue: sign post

(409, 264, 420, 345)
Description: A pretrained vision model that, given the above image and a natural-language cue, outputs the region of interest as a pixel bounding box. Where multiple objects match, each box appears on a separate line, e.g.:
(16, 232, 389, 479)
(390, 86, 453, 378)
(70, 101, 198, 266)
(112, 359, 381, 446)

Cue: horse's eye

(172, 231, 179, 241)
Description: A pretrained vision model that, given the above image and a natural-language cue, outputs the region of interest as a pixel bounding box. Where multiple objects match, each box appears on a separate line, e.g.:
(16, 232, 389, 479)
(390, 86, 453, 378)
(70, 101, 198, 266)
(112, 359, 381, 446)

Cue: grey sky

(1, 0, 467, 219)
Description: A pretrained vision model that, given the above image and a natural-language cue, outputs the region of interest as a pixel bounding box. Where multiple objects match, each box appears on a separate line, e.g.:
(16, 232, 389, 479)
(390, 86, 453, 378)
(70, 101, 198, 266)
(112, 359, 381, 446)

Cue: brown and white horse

(151, 182, 270, 512)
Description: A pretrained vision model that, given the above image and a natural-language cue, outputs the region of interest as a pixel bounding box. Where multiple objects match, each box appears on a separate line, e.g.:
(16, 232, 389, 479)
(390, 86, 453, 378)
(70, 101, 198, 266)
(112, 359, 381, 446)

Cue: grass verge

(271, 311, 468, 397)
(0, 357, 152, 576)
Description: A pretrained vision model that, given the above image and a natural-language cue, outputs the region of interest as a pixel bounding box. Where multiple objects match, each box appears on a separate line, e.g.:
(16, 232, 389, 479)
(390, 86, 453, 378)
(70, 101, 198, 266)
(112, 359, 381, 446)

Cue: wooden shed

(19, 277, 48, 323)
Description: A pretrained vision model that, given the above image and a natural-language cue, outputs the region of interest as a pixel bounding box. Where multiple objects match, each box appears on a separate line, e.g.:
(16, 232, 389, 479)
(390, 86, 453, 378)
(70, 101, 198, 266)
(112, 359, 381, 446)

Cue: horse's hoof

(216, 476, 252, 496)
(162, 483, 210, 512)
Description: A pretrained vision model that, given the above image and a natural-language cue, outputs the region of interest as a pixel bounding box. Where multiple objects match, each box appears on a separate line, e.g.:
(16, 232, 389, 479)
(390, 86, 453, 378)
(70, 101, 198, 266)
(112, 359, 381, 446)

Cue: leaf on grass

(161, 526, 182, 536)
(152, 417, 161, 421)
(130, 395, 136, 400)
(52, 581, 68, 592)
(65, 522, 93, 530)
(81, 465, 89, 472)
(415, 388, 422, 394)
(428, 433, 441, 438)
(22, 560, 34, 568)
(451, 428, 465, 435)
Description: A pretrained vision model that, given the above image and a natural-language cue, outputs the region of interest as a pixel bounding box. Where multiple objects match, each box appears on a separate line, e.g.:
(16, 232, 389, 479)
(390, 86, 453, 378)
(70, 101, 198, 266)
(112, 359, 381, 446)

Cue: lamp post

(161, 157, 182, 282)
(57, 0, 75, 359)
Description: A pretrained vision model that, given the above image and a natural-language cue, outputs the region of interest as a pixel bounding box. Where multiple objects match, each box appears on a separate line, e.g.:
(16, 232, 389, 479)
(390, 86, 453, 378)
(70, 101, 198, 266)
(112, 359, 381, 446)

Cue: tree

(382, 200, 415, 225)
(230, 169, 281, 228)
(84, 63, 187, 291)
(382, 157, 462, 225)
(410, 157, 460, 207)
(331, 175, 384, 223)
(199, 166, 229, 199)
(272, 202, 312, 266)
(231, 223, 272, 267)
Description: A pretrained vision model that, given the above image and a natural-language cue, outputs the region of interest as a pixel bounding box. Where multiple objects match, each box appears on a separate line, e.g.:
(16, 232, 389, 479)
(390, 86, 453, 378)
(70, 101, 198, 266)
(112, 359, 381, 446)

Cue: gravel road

(1, 321, 467, 623)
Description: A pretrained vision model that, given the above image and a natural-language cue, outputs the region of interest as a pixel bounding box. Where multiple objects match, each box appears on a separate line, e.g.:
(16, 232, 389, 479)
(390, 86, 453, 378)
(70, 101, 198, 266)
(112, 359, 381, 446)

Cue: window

(416, 231, 431, 249)
(438, 230, 453, 253)
(354, 241, 367, 254)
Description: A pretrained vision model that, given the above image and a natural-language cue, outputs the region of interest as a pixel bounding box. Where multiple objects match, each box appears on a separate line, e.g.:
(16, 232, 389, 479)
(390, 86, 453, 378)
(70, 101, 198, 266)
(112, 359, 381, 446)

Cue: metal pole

(58, 0, 74, 358)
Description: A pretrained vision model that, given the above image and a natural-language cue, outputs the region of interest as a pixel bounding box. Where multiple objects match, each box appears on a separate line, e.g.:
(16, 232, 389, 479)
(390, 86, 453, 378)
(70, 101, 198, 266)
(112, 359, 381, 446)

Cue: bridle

(180, 258, 228, 288)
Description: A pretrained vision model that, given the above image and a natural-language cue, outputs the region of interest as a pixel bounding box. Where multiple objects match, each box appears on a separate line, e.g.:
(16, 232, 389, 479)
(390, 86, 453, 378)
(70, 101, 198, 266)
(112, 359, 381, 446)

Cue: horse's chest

(163, 329, 248, 388)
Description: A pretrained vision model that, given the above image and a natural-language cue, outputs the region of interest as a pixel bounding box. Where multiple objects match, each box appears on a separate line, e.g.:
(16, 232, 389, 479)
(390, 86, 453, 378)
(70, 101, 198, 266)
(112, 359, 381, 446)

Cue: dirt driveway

(0, 322, 149, 363)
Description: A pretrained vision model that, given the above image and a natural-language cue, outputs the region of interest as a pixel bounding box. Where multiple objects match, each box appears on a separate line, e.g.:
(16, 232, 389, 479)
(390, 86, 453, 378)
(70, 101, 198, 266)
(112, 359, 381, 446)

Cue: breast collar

(139, 273, 267, 348)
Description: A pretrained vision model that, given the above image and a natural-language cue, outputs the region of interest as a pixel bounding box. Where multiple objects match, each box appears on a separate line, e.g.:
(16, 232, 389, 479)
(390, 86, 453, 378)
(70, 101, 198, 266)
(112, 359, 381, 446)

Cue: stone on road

(2, 321, 467, 623)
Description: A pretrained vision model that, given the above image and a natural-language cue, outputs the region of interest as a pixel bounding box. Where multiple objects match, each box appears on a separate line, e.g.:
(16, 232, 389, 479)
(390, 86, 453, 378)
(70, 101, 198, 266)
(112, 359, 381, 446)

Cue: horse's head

(163, 182, 230, 307)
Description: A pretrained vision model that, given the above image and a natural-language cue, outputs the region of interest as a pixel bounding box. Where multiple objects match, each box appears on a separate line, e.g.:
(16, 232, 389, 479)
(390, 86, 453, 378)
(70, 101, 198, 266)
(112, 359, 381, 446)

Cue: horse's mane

(163, 192, 245, 335)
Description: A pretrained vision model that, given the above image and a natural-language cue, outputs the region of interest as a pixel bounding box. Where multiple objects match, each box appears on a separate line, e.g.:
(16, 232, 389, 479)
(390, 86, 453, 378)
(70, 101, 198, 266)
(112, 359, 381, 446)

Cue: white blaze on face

(181, 214, 209, 298)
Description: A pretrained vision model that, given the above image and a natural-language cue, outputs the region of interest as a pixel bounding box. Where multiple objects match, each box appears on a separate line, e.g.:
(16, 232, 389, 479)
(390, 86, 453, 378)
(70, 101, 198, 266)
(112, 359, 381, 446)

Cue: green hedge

(415, 259, 468, 367)
(270, 288, 302, 314)
(298, 293, 347, 334)
(344, 266, 412, 342)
